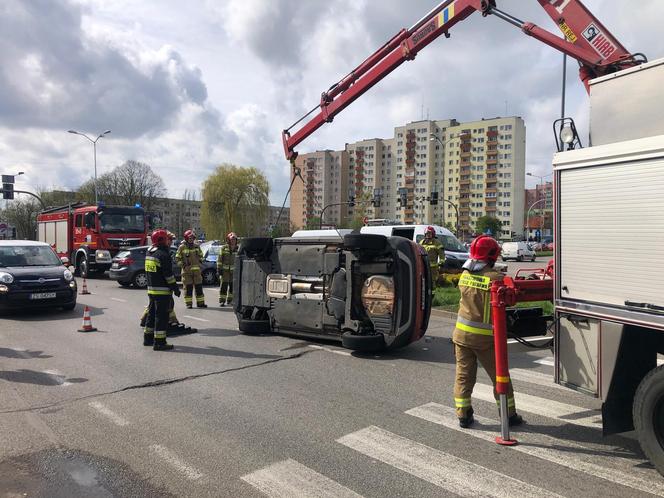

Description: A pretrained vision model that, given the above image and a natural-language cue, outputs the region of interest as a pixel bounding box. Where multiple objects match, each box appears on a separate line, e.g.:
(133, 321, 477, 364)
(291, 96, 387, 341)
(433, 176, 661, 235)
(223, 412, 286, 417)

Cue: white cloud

(1, 0, 663, 208)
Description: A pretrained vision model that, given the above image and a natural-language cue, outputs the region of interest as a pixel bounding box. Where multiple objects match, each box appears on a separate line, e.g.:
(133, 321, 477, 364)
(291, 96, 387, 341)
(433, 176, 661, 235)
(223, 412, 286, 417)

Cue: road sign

(2, 183, 14, 200)
(1, 175, 14, 184)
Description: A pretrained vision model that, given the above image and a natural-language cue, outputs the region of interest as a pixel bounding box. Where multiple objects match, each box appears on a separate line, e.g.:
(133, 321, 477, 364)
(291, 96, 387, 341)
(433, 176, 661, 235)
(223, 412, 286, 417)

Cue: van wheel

(341, 330, 385, 352)
(633, 365, 664, 477)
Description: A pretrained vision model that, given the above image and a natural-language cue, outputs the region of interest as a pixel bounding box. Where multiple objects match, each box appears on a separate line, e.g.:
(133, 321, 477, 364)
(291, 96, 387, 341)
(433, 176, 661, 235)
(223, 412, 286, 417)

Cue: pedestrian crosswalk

(241, 374, 664, 498)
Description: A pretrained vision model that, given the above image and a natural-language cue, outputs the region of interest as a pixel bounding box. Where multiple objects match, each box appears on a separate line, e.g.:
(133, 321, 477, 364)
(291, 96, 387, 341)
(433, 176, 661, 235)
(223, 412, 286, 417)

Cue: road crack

(0, 350, 314, 415)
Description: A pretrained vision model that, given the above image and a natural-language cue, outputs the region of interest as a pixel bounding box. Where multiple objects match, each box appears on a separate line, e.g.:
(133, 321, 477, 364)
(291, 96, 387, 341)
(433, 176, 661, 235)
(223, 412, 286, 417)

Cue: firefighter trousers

(453, 342, 516, 418)
(184, 283, 205, 307)
(141, 296, 178, 327)
(144, 294, 171, 340)
(219, 270, 233, 304)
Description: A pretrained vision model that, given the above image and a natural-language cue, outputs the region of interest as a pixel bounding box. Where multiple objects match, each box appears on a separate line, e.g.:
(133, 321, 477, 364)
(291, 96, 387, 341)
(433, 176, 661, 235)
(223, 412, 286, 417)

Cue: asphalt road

(1, 277, 662, 497)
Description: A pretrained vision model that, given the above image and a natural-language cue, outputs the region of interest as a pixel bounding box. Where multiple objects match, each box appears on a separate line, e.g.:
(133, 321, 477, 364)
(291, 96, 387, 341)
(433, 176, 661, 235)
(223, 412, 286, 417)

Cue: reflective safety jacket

(420, 238, 445, 268)
(452, 267, 504, 348)
(145, 246, 178, 296)
(175, 242, 204, 273)
(217, 245, 237, 273)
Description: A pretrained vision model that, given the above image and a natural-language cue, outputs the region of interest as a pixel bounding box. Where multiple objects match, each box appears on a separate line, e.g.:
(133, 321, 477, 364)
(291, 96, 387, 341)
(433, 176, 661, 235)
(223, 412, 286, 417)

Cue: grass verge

(433, 283, 553, 315)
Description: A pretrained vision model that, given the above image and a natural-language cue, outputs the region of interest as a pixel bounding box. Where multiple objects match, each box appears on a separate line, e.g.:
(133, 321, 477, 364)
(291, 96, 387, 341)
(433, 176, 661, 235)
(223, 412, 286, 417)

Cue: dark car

(109, 245, 217, 288)
(0, 240, 77, 312)
(234, 234, 432, 352)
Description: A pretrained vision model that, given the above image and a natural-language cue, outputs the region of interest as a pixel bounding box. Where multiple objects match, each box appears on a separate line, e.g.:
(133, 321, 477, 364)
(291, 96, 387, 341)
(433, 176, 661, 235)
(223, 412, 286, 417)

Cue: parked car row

(109, 245, 219, 289)
(0, 240, 77, 312)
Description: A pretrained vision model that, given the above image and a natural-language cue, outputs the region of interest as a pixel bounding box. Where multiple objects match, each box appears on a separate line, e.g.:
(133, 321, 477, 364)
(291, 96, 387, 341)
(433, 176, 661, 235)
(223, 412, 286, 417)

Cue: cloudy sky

(1, 0, 663, 206)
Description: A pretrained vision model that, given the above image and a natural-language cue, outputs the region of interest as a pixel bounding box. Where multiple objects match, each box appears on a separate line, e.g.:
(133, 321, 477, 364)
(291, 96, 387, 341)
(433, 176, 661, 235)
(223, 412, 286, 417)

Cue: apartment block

(290, 116, 526, 238)
(290, 150, 349, 229)
(436, 117, 526, 239)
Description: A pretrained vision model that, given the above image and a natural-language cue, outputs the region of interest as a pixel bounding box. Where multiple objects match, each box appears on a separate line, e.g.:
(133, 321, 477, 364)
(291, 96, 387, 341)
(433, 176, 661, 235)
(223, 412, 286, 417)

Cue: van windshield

(416, 234, 467, 252)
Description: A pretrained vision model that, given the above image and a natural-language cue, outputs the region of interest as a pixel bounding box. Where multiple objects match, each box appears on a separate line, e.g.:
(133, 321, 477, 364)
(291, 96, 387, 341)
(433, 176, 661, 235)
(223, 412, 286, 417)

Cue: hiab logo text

(582, 23, 617, 58)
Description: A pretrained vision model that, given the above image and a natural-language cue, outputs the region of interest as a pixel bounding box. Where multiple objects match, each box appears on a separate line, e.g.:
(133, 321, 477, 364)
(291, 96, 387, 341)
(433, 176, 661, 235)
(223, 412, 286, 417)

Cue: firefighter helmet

(469, 235, 501, 262)
(226, 232, 237, 242)
(184, 229, 195, 241)
(425, 226, 435, 237)
(151, 229, 170, 247)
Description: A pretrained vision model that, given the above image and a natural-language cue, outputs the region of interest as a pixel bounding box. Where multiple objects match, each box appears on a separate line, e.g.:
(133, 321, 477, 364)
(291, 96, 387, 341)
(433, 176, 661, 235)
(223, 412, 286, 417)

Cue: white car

(501, 241, 536, 262)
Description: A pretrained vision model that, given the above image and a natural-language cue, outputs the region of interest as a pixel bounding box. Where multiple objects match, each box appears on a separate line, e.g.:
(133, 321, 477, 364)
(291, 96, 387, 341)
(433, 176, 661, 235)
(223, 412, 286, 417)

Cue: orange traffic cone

(78, 306, 97, 332)
(80, 278, 91, 295)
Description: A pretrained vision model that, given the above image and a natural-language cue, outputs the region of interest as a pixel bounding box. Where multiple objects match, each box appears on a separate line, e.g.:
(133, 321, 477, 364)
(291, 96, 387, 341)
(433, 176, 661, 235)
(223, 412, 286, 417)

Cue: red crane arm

(282, 0, 643, 161)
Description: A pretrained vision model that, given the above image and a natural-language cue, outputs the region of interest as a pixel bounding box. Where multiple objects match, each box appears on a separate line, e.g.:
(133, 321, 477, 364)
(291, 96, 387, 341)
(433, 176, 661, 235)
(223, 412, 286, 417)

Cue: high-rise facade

(290, 116, 526, 238)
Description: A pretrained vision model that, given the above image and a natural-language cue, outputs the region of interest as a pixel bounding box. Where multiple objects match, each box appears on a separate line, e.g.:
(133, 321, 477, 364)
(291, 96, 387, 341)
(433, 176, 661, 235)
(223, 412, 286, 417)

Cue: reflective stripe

(155, 332, 167, 339)
(144, 328, 154, 333)
(166, 277, 176, 284)
(483, 290, 491, 323)
(189, 266, 200, 271)
(454, 397, 471, 408)
(455, 321, 494, 336)
(456, 316, 493, 331)
(495, 397, 515, 408)
(458, 273, 491, 291)
(148, 290, 172, 296)
(496, 375, 510, 383)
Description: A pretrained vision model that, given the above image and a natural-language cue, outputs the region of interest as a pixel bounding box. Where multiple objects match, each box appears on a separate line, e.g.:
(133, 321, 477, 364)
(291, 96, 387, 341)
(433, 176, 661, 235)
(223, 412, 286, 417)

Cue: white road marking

(43, 369, 72, 386)
(534, 356, 555, 366)
(509, 368, 568, 391)
(473, 383, 602, 428)
(110, 297, 127, 303)
(507, 337, 551, 344)
(308, 345, 352, 356)
(88, 402, 129, 427)
(150, 444, 203, 480)
(182, 315, 210, 322)
(241, 458, 362, 498)
(337, 426, 562, 498)
(407, 402, 664, 497)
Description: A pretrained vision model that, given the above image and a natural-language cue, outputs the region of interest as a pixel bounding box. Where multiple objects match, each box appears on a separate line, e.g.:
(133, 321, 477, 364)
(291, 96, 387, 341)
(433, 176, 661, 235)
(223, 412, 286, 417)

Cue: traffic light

(2, 183, 14, 200)
(398, 187, 408, 207)
(430, 191, 439, 205)
(348, 196, 355, 207)
(372, 188, 382, 208)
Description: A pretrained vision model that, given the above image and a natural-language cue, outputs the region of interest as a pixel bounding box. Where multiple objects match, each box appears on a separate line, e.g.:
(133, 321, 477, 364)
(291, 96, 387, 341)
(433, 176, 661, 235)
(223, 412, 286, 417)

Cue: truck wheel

(341, 330, 385, 352)
(77, 255, 89, 278)
(133, 271, 148, 289)
(633, 364, 664, 477)
(343, 234, 387, 252)
(239, 238, 273, 258)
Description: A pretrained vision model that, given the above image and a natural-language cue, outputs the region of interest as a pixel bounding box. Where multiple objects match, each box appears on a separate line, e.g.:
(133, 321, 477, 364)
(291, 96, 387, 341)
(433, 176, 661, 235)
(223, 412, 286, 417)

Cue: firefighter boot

(458, 407, 474, 428)
(143, 332, 154, 346)
(153, 337, 174, 351)
(508, 413, 524, 426)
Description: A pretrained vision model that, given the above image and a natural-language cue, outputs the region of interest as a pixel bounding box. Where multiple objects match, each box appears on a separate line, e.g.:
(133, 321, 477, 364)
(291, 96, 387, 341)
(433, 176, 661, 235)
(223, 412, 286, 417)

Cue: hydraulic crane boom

(282, 0, 644, 160)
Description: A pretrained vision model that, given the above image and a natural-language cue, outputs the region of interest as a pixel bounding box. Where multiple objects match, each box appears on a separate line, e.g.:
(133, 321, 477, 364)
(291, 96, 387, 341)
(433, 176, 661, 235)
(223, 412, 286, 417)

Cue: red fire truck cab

(37, 202, 148, 278)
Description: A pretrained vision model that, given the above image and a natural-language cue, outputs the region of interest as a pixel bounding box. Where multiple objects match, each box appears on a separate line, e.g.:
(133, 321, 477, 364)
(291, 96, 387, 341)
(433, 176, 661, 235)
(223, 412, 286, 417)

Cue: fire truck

(37, 202, 148, 277)
(279, 0, 664, 476)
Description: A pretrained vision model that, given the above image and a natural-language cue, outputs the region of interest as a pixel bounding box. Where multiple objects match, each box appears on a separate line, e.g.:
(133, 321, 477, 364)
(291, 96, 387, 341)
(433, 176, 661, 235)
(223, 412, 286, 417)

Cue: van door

(391, 227, 415, 240)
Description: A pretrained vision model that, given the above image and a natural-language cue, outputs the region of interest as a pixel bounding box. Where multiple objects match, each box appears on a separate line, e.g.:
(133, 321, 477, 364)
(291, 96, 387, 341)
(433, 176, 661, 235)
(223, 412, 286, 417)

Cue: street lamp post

(525, 198, 546, 240)
(527, 172, 553, 240)
(429, 133, 461, 236)
(68, 129, 111, 204)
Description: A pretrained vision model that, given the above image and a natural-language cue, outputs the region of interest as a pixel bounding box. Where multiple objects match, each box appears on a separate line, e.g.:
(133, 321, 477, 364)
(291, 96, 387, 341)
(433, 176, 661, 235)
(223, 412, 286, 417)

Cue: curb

(431, 308, 457, 320)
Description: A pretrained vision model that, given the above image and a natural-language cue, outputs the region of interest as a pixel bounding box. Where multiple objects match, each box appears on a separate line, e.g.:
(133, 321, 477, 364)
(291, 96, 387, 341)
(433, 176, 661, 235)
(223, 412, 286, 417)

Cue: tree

(201, 164, 270, 239)
(1, 198, 42, 240)
(305, 216, 321, 230)
(78, 160, 166, 210)
(475, 216, 502, 237)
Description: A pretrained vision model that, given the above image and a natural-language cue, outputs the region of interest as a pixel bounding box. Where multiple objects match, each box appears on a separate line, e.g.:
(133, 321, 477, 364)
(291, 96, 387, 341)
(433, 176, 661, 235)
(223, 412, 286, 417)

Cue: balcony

(486, 167, 497, 175)
(404, 209, 414, 217)
(460, 215, 470, 222)
(460, 159, 471, 167)
(487, 130, 498, 139)
(460, 151, 471, 159)
(459, 132, 471, 141)
(460, 166, 471, 174)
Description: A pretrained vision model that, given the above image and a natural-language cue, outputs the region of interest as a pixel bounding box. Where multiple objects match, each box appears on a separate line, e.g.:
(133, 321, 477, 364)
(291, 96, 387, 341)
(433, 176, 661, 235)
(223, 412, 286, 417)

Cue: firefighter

(218, 232, 238, 306)
(176, 229, 207, 309)
(452, 234, 523, 428)
(139, 232, 190, 331)
(420, 226, 445, 287)
(143, 229, 180, 351)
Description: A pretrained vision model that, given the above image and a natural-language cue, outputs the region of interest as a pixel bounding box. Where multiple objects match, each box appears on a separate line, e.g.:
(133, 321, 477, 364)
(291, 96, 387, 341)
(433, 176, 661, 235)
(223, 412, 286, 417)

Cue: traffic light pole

(13, 190, 46, 209)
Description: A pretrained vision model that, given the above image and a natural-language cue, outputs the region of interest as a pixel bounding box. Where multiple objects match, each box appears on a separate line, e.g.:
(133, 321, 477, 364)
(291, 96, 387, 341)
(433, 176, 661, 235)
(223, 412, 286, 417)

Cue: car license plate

(111, 263, 119, 269)
(30, 292, 57, 300)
